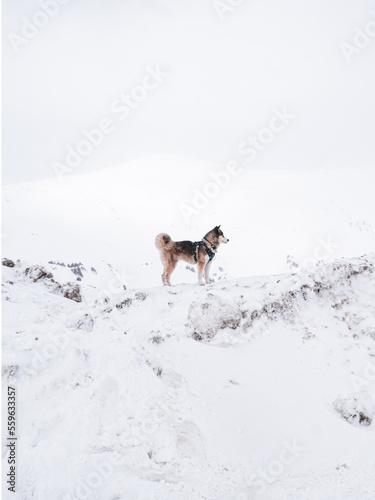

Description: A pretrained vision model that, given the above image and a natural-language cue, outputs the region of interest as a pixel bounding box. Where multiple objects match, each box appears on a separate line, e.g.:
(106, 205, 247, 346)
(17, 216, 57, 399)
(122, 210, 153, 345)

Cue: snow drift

(2, 252, 375, 500)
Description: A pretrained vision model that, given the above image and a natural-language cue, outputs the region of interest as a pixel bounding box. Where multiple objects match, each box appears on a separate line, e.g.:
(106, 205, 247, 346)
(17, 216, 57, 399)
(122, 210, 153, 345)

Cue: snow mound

(25, 264, 53, 282)
(187, 293, 242, 340)
(5, 262, 83, 303)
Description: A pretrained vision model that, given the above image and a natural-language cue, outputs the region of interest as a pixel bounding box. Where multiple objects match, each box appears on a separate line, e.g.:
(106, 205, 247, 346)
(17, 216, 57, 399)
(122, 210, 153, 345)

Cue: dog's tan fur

(155, 226, 229, 286)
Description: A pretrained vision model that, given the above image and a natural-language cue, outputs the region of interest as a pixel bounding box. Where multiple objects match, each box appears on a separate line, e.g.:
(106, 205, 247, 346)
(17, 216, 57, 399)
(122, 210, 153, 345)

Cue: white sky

(2, 0, 375, 183)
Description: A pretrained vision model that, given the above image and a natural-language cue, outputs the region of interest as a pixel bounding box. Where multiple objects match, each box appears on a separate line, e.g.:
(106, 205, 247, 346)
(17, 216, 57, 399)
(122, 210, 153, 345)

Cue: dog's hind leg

(165, 259, 177, 286)
(161, 269, 167, 286)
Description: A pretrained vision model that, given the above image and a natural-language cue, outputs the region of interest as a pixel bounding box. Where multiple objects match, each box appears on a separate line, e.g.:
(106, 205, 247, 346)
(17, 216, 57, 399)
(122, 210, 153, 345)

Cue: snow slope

(2, 253, 375, 500)
(2, 156, 375, 286)
(2, 156, 375, 499)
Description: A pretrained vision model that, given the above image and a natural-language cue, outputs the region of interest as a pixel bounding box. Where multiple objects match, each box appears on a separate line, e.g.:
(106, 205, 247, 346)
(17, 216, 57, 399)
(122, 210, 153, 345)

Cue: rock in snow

(2, 257, 15, 268)
(334, 391, 374, 427)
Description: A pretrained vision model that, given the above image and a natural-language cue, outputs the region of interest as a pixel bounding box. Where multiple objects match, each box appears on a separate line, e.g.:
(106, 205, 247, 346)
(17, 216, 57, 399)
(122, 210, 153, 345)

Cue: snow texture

(2, 160, 375, 499)
(2, 253, 375, 500)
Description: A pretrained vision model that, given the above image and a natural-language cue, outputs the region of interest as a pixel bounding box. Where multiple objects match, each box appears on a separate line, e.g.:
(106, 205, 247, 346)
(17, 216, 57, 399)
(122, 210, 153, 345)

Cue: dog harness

(192, 241, 216, 263)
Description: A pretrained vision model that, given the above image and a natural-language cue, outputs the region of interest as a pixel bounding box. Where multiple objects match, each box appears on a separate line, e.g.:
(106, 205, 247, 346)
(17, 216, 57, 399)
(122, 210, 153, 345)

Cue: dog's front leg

(197, 261, 205, 286)
(204, 260, 213, 284)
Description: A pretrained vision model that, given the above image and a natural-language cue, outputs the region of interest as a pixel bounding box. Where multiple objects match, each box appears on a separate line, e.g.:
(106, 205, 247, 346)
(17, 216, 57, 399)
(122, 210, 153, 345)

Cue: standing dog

(155, 225, 229, 286)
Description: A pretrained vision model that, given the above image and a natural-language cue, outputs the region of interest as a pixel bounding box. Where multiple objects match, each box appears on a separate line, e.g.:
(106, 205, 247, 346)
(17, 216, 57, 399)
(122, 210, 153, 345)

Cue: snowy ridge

(3, 159, 375, 286)
(2, 253, 375, 499)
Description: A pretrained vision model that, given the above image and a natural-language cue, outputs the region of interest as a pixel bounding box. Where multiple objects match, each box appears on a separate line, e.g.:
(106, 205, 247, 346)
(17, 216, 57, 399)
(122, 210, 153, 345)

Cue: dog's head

(213, 225, 229, 244)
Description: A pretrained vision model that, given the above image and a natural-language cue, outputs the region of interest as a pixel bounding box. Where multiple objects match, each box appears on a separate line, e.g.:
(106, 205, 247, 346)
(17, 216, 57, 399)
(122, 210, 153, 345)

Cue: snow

(2, 157, 375, 499)
(3, 156, 375, 284)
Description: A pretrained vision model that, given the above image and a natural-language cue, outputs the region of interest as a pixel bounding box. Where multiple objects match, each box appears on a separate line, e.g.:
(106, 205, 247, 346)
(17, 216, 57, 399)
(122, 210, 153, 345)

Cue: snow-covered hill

(2, 157, 375, 499)
(2, 252, 375, 499)
(3, 156, 375, 287)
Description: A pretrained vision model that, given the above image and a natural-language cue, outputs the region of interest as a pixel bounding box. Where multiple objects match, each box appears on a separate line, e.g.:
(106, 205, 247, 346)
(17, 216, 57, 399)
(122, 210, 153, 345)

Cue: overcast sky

(3, 0, 375, 184)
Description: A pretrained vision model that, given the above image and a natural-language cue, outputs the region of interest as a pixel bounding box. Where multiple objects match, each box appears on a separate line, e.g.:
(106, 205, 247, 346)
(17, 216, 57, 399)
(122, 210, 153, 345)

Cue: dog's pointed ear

(218, 225, 221, 229)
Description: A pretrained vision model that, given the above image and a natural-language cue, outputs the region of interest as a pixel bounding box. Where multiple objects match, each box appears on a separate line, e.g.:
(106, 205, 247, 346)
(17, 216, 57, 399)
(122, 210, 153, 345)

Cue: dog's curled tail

(155, 233, 173, 250)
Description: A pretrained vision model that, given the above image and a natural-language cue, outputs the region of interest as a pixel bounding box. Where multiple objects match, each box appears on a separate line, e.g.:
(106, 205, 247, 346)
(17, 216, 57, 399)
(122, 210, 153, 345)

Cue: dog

(155, 225, 229, 286)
